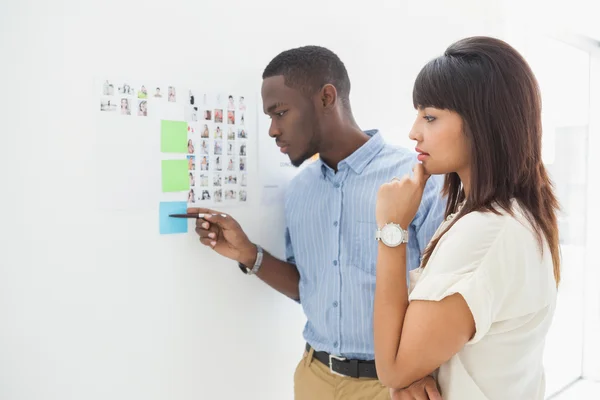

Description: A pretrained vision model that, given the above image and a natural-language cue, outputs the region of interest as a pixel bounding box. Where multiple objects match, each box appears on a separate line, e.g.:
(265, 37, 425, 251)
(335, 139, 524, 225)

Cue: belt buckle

(328, 354, 346, 376)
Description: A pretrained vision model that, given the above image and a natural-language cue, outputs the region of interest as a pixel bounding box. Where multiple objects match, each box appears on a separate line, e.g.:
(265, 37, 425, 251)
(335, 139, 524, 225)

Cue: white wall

(0, 1, 507, 399)
(583, 54, 600, 381)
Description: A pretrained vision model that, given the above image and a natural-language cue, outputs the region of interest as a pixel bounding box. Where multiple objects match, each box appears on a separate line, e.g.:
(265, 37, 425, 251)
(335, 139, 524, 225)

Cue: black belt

(306, 343, 378, 379)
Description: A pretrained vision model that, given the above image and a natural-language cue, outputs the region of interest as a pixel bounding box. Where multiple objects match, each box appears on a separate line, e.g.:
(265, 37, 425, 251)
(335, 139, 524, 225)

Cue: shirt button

(333, 341, 339, 348)
(333, 221, 338, 227)
(334, 183, 340, 188)
(333, 301, 338, 307)
(333, 260, 338, 266)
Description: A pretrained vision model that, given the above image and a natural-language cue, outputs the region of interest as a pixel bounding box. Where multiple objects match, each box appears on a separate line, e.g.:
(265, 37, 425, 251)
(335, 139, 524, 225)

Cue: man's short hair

(262, 45, 351, 107)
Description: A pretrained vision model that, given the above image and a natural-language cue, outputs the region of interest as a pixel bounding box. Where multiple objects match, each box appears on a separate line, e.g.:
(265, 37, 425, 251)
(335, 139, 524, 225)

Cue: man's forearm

(240, 249, 300, 301)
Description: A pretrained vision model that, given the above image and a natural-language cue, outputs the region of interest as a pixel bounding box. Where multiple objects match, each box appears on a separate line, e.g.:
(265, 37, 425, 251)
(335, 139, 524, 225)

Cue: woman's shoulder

(437, 200, 538, 260)
(451, 200, 532, 235)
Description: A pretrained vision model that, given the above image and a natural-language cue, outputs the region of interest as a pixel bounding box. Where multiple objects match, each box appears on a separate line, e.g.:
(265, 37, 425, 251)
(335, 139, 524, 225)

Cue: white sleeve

(408, 213, 515, 344)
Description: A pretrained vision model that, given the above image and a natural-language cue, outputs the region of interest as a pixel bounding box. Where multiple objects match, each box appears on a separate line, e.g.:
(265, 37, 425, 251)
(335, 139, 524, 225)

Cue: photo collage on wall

(99, 79, 178, 117)
(185, 91, 248, 205)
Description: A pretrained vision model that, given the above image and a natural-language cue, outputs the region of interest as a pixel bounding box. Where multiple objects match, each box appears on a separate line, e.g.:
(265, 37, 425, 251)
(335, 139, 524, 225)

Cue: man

(189, 46, 446, 399)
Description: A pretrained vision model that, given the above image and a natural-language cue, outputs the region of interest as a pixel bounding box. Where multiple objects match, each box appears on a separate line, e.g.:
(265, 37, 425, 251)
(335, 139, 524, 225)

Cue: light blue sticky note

(159, 201, 188, 234)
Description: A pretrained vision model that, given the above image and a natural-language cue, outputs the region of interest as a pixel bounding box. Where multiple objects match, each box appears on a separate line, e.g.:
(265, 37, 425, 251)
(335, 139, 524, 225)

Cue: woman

(120, 98, 130, 115)
(137, 100, 147, 116)
(374, 36, 560, 399)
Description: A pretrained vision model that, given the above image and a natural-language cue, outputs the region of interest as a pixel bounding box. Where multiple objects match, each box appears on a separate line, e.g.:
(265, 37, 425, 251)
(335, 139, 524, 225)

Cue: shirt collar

(320, 129, 385, 177)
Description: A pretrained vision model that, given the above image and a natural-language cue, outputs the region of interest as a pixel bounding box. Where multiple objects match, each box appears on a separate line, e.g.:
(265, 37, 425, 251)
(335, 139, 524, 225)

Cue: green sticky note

(162, 159, 189, 192)
(161, 120, 188, 153)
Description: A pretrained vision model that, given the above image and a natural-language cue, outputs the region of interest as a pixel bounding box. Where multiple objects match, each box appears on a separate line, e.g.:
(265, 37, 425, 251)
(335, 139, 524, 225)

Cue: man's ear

(320, 84, 338, 109)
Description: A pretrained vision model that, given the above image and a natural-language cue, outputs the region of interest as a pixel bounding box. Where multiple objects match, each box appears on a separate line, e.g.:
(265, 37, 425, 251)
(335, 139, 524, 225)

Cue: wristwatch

(238, 244, 264, 275)
(375, 223, 409, 247)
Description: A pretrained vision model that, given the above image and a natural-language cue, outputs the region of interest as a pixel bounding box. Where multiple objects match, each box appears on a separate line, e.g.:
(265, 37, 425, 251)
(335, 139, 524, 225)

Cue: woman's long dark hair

(414, 36, 561, 285)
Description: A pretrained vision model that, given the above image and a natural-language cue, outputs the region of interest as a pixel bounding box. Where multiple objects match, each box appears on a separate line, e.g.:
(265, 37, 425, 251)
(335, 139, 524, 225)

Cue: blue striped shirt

(284, 130, 446, 360)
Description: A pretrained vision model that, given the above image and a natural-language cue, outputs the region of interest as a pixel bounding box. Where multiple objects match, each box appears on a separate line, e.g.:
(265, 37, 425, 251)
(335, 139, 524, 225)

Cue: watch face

(382, 224, 403, 246)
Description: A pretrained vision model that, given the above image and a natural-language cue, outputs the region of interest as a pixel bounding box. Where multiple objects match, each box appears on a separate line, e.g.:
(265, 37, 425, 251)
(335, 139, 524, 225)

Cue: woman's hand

(376, 163, 430, 228)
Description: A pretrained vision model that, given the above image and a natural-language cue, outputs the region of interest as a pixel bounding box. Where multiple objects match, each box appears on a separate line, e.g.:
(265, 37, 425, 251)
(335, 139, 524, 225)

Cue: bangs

(412, 56, 464, 112)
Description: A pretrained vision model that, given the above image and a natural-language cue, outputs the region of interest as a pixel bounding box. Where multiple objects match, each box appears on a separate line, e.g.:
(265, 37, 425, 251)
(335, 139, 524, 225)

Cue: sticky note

(162, 159, 189, 192)
(159, 201, 188, 234)
(161, 120, 188, 153)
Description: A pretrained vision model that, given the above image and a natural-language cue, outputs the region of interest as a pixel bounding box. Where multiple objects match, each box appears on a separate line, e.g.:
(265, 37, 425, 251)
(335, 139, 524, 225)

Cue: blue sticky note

(159, 201, 188, 234)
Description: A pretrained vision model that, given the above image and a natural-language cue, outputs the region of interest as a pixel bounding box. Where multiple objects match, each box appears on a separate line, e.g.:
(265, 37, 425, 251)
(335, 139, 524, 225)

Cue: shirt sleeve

(408, 214, 516, 344)
(284, 226, 296, 265)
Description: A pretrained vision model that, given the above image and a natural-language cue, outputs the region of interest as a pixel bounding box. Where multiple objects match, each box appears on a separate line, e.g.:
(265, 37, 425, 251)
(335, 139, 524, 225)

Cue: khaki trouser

(294, 347, 391, 400)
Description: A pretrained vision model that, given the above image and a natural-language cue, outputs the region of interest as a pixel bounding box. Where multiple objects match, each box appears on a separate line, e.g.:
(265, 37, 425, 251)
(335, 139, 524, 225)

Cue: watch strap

(238, 244, 263, 275)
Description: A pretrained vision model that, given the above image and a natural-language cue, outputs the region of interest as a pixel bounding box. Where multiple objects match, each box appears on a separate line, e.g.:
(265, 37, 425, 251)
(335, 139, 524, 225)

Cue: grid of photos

(186, 92, 248, 206)
(99, 79, 179, 117)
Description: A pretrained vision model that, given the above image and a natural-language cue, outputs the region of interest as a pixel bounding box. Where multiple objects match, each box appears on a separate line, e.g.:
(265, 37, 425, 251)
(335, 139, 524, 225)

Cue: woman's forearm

(373, 243, 410, 388)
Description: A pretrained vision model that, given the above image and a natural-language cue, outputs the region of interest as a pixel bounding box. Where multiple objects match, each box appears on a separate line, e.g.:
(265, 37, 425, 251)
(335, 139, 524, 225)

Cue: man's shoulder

(379, 140, 417, 161)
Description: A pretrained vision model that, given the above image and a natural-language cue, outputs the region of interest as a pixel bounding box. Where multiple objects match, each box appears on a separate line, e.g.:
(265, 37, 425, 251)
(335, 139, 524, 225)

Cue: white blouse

(408, 201, 557, 400)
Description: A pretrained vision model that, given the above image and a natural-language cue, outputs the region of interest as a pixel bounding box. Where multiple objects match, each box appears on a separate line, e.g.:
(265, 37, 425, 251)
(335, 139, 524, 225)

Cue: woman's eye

(276, 110, 287, 117)
(423, 115, 436, 122)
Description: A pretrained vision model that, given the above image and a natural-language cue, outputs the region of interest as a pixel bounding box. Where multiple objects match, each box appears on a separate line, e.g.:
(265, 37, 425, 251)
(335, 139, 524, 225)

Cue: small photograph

(200, 190, 211, 201)
(120, 98, 131, 115)
(239, 96, 246, 111)
(168, 86, 176, 102)
(117, 82, 134, 96)
(214, 189, 223, 203)
(137, 85, 148, 99)
(225, 190, 237, 200)
(200, 139, 209, 154)
(102, 80, 115, 96)
(199, 174, 209, 186)
(227, 95, 235, 110)
(227, 141, 235, 155)
(187, 139, 195, 154)
(187, 124, 195, 135)
(189, 172, 195, 187)
(239, 189, 247, 202)
(215, 156, 223, 171)
(214, 141, 222, 155)
(199, 155, 209, 171)
(227, 110, 235, 125)
(214, 109, 223, 123)
(239, 157, 246, 171)
(188, 188, 196, 203)
(213, 173, 222, 186)
(100, 98, 117, 112)
(241, 173, 247, 187)
(188, 89, 196, 106)
(227, 157, 235, 171)
(214, 126, 223, 139)
(237, 129, 247, 139)
(187, 155, 196, 171)
(153, 86, 163, 98)
(185, 105, 198, 122)
(225, 175, 237, 185)
(215, 93, 224, 105)
(201, 124, 210, 138)
(240, 113, 245, 126)
(202, 93, 209, 105)
(239, 142, 247, 156)
(227, 127, 235, 140)
(137, 100, 148, 116)
(203, 110, 212, 120)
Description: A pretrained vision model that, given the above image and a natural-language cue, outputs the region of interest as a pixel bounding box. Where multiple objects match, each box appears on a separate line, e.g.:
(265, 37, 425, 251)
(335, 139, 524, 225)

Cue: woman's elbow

(376, 362, 412, 389)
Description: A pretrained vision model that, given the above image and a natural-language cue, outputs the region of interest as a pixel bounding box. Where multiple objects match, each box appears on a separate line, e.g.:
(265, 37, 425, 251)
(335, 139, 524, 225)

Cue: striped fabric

(284, 130, 446, 360)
